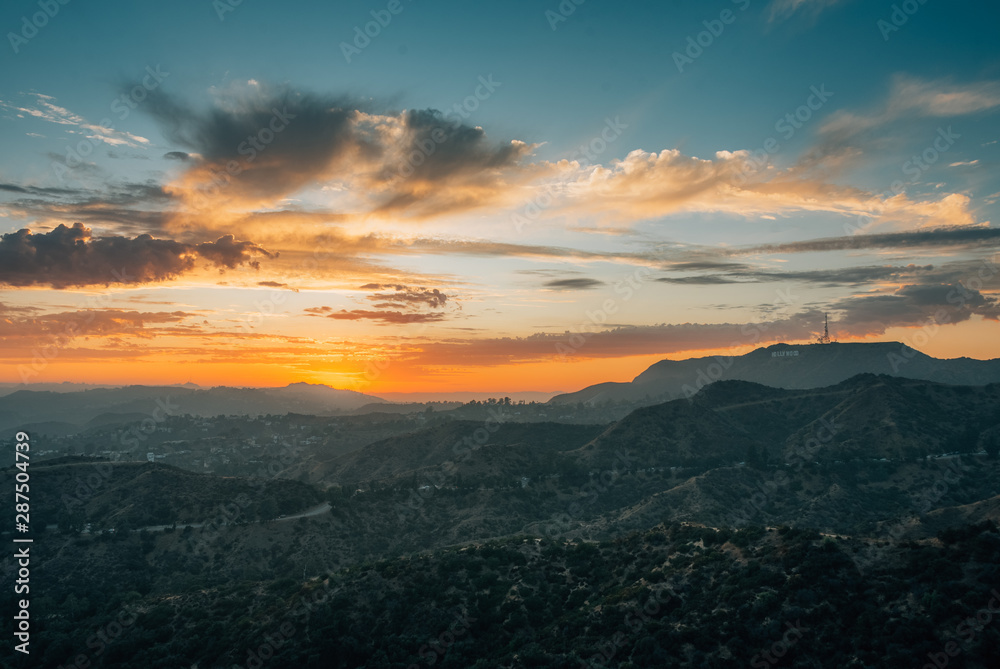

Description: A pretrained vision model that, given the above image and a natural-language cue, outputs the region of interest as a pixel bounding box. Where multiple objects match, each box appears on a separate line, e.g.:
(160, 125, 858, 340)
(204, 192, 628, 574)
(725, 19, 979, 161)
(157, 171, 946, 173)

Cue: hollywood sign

(772, 350, 800, 358)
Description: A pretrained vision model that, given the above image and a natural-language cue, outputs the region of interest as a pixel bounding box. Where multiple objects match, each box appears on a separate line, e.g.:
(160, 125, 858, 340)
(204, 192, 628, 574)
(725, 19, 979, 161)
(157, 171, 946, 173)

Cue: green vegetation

(3, 374, 999, 667)
(4, 522, 999, 668)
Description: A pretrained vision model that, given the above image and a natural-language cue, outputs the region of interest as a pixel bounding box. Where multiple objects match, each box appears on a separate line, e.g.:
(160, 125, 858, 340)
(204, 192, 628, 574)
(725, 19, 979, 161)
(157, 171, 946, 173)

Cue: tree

(746, 444, 766, 470)
(258, 498, 278, 522)
(58, 510, 86, 534)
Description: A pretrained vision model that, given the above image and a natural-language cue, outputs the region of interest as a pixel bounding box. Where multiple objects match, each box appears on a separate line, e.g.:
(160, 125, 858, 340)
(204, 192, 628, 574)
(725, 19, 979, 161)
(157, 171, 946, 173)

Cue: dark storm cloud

(305, 283, 455, 324)
(543, 278, 604, 290)
(403, 109, 527, 177)
(666, 261, 755, 272)
(359, 283, 450, 309)
(656, 275, 757, 285)
(657, 264, 936, 286)
(0, 183, 85, 196)
(0, 180, 175, 235)
(305, 306, 448, 325)
(257, 281, 296, 291)
(143, 85, 362, 202)
(194, 234, 274, 269)
(140, 85, 532, 216)
(736, 226, 1000, 255)
(831, 283, 1000, 335)
(163, 151, 192, 161)
(0, 223, 273, 288)
(370, 108, 534, 215)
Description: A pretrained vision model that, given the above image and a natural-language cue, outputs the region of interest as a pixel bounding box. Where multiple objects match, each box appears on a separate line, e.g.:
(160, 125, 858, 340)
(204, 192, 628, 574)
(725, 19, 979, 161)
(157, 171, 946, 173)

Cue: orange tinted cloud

(306, 306, 449, 324)
(0, 304, 192, 339)
(550, 148, 980, 229)
(146, 83, 538, 222)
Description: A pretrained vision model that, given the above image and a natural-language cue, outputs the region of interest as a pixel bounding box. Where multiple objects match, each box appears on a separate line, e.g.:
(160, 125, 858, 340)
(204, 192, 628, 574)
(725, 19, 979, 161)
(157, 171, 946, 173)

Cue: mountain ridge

(550, 341, 1000, 406)
(0, 383, 387, 433)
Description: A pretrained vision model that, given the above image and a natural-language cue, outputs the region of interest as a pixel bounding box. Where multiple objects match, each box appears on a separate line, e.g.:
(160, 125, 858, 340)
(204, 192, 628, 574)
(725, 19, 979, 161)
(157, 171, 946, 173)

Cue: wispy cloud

(0, 303, 193, 338)
(300, 283, 457, 324)
(374, 286, 999, 366)
(657, 263, 936, 287)
(732, 226, 1000, 256)
(359, 283, 451, 309)
(0, 93, 150, 148)
(767, 0, 847, 23)
(305, 306, 449, 325)
(818, 75, 1000, 148)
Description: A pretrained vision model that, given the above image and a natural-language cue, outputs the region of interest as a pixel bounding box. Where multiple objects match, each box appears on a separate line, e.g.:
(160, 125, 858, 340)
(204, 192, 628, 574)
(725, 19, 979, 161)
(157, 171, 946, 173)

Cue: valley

(3, 350, 1000, 667)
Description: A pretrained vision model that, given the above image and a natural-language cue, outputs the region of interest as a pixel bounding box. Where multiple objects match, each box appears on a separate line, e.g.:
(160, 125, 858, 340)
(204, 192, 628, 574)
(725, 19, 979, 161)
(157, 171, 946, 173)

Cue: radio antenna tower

(816, 313, 834, 344)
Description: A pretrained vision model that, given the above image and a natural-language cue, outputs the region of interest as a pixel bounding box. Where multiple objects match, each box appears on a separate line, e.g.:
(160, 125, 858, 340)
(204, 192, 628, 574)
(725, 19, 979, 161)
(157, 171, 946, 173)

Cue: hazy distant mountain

(378, 390, 564, 403)
(0, 382, 122, 397)
(0, 382, 386, 434)
(549, 341, 1000, 406)
(0, 381, 204, 397)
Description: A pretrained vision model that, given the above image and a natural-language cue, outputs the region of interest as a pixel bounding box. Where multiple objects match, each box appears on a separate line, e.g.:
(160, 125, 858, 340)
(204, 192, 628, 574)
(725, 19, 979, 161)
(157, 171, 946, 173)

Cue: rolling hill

(0, 459, 321, 531)
(4, 373, 1000, 669)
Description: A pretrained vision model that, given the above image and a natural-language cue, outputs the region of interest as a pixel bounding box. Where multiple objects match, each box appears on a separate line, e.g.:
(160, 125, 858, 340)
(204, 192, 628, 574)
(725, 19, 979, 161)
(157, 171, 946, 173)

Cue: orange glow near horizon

(4, 318, 997, 393)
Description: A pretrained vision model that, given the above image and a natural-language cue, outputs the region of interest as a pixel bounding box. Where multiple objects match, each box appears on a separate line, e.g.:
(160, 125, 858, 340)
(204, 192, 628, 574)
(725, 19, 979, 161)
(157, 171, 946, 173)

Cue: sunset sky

(1, 0, 999, 395)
